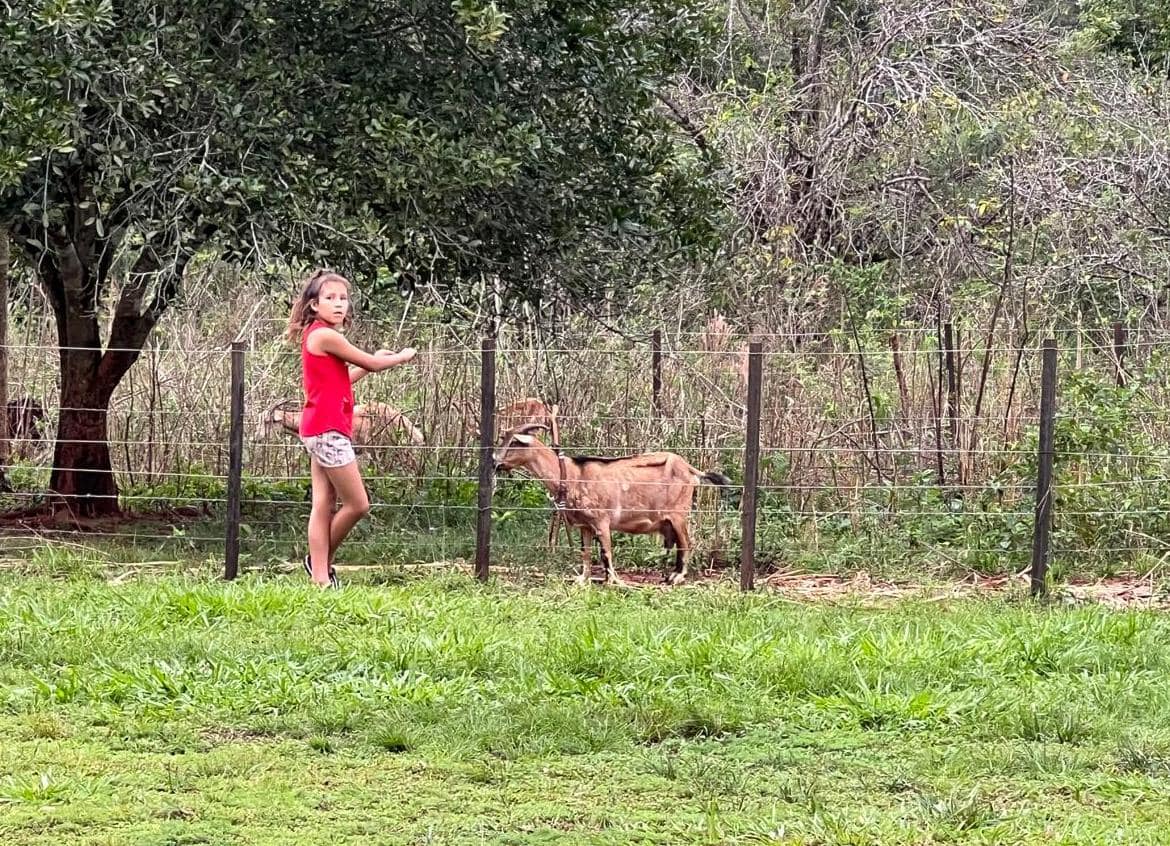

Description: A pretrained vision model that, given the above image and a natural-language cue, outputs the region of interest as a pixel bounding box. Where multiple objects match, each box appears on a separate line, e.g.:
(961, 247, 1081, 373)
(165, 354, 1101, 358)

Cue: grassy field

(2, 566, 1170, 845)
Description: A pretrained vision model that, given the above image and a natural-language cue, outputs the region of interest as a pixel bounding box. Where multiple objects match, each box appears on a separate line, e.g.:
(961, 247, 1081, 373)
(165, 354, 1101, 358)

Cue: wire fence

(0, 318, 1168, 593)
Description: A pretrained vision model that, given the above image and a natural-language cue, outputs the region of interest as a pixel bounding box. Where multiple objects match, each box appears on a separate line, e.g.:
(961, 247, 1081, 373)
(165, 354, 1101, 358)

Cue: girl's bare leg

(321, 460, 371, 566)
(308, 458, 338, 585)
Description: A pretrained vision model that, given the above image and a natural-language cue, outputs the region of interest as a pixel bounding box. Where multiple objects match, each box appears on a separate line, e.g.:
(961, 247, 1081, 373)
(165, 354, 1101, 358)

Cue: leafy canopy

(0, 0, 723, 312)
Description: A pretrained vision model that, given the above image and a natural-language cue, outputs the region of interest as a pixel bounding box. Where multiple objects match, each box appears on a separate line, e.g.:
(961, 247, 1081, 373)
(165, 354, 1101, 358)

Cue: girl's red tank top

(300, 320, 354, 439)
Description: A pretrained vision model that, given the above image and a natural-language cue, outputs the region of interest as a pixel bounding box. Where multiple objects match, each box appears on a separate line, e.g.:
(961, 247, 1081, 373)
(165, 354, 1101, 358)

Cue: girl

(286, 269, 416, 587)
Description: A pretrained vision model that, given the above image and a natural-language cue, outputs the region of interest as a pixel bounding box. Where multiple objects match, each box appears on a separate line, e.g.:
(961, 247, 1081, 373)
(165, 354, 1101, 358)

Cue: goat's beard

(491, 466, 535, 495)
(491, 466, 514, 494)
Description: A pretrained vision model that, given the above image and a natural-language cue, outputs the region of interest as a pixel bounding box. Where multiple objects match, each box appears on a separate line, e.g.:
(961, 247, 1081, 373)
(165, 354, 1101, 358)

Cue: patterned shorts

(301, 431, 356, 468)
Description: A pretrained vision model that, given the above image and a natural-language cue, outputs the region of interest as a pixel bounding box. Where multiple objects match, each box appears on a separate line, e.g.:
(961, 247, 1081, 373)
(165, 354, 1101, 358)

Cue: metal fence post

(944, 321, 959, 444)
(224, 341, 246, 580)
(475, 337, 496, 582)
(1030, 339, 1057, 598)
(1113, 321, 1127, 387)
(741, 342, 763, 591)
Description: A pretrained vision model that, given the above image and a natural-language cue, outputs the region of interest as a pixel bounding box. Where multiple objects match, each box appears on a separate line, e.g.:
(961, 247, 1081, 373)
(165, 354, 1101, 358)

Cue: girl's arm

(309, 329, 416, 373)
(350, 347, 415, 383)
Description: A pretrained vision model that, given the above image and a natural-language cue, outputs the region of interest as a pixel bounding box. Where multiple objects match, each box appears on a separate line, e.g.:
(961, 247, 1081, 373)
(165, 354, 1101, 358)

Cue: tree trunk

(12, 183, 192, 518)
(32, 227, 177, 517)
(49, 348, 118, 516)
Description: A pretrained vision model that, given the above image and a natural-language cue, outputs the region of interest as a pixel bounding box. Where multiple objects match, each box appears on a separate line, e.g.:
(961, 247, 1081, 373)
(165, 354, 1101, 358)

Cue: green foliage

(1004, 361, 1170, 575)
(0, 0, 723, 309)
(0, 0, 728, 503)
(1082, 0, 1170, 73)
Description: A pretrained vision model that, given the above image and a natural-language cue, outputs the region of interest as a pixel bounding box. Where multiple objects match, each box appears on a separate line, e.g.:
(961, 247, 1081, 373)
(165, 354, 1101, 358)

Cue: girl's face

(311, 279, 350, 328)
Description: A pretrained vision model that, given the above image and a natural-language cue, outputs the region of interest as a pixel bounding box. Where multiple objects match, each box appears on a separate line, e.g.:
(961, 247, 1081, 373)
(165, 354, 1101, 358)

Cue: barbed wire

(0, 406, 1059, 425)
(0, 339, 1153, 358)
(0, 527, 1155, 565)
(0, 529, 227, 543)
(7, 486, 1170, 521)
(8, 461, 1170, 493)
(14, 443, 1170, 466)
(0, 435, 1049, 455)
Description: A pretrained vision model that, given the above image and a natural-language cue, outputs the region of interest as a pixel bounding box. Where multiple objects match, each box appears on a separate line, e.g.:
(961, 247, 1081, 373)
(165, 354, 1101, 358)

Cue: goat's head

(255, 399, 301, 439)
(22, 397, 45, 423)
(492, 423, 549, 474)
(475, 397, 554, 440)
(6, 396, 45, 442)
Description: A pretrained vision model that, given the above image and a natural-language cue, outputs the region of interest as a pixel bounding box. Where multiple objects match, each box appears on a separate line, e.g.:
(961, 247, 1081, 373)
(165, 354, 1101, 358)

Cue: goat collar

(554, 448, 569, 508)
(551, 416, 569, 508)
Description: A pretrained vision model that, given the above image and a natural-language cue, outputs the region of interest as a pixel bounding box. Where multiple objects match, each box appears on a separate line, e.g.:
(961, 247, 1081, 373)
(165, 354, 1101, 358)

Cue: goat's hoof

(665, 572, 687, 586)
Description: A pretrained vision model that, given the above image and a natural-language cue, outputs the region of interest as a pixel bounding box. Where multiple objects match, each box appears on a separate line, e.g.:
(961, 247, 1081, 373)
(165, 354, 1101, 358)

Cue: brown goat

(466, 397, 556, 441)
(488, 398, 570, 550)
(493, 423, 731, 586)
(495, 397, 556, 439)
(257, 399, 426, 451)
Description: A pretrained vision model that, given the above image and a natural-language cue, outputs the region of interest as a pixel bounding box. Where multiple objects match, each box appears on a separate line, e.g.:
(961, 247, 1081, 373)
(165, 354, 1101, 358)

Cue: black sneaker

(303, 555, 340, 588)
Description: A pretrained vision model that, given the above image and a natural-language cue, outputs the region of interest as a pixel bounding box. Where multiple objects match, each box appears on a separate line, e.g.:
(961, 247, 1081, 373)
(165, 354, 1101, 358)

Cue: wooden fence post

(741, 342, 763, 591)
(475, 337, 496, 582)
(224, 341, 246, 581)
(1030, 339, 1057, 598)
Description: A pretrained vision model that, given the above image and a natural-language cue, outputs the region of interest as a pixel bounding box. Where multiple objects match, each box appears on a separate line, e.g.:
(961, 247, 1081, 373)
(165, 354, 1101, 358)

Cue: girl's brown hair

(286, 269, 353, 343)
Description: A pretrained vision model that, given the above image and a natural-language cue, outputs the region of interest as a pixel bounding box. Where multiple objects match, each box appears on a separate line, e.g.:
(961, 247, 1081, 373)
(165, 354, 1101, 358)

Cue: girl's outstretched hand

(373, 347, 416, 370)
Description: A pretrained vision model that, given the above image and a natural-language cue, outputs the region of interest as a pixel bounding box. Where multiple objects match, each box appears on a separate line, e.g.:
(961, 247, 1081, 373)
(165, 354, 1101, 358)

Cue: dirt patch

(0, 504, 204, 533)
(492, 563, 1170, 609)
(758, 570, 1170, 609)
(1055, 577, 1170, 609)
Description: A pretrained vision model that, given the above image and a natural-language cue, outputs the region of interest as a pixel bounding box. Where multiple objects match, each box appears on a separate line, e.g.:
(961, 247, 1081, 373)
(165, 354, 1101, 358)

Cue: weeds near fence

(1, 281, 1169, 586)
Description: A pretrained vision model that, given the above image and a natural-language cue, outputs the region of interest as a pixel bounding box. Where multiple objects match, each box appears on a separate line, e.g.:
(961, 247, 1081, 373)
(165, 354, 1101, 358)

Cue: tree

(658, 0, 1170, 336)
(0, 0, 721, 515)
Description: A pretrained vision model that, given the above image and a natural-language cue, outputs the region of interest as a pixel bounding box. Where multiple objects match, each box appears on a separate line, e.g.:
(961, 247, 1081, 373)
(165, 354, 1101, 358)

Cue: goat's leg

(546, 510, 562, 552)
(661, 523, 677, 582)
(577, 526, 594, 586)
(666, 520, 690, 586)
(597, 529, 627, 587)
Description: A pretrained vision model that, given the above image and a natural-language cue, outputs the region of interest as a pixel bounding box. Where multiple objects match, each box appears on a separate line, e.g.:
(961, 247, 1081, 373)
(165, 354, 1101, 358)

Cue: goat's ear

(511, 433, 535, 445)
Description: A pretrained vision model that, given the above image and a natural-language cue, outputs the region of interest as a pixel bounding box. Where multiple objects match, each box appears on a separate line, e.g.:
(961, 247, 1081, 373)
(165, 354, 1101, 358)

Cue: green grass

(1, 568, 1170, 844)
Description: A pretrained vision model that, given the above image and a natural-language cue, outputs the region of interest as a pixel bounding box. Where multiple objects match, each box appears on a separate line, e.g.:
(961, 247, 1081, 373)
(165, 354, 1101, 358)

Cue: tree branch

(653, 90, 712, 156)
(98, 243, 195, 388)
